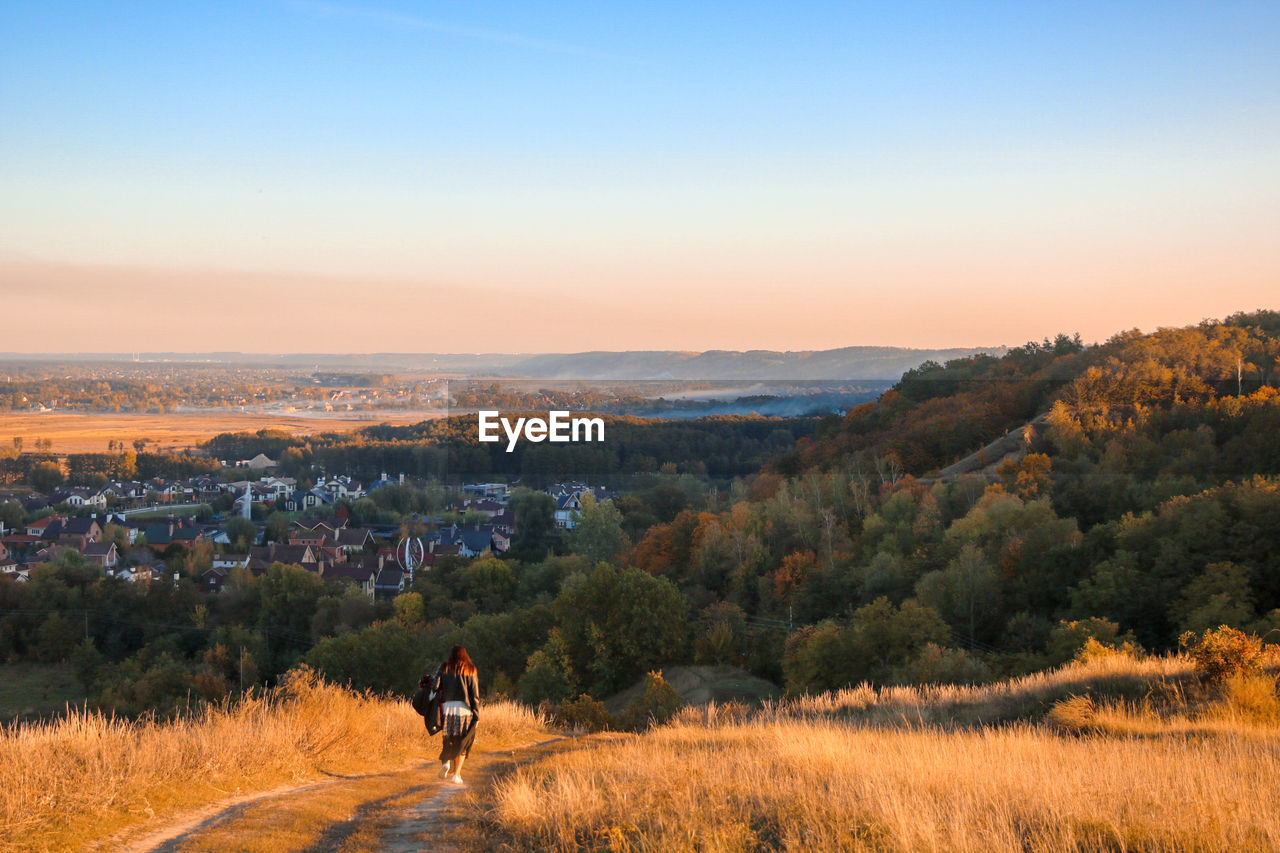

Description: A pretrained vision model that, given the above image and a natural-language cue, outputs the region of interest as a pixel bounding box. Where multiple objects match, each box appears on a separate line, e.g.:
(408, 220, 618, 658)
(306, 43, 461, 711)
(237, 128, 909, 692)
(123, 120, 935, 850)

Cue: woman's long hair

(442, 645, 477, 676)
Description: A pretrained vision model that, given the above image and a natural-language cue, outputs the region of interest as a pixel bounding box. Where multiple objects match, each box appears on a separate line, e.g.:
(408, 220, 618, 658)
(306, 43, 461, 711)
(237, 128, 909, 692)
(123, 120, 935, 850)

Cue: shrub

(1074, 637, 1142, 664)
(616, 671, 685, 732)
(898, 643, 993, 685)
(1180, 625, 1279, 683)
(555, 694, 612, 733)
(1047, 618, 1140, 665)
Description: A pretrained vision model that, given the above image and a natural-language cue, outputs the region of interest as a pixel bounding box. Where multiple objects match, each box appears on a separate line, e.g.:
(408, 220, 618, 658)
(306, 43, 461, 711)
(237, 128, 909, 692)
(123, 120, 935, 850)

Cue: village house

(373, 567, 405, 601)
(58, 516, 103, 550)
(315, 475, 364, 502)
(213, 554, 250, 572)
(323, 557, 379, 597)
(82, 541, 118, 569)
(55, 487, 108, 510)
(201, 565, 229, 592)
(26, 515, 62, 538)
(284, 488, 334, 512)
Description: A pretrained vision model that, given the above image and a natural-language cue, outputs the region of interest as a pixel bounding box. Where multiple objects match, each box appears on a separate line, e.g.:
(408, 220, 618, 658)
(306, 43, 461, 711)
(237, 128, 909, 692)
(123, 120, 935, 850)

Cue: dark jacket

(435, 668, 481, 717)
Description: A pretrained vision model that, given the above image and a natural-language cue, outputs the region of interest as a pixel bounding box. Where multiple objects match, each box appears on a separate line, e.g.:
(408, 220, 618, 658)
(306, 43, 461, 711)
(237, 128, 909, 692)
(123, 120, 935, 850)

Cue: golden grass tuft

(0, 666, 543, 852)
(1044, 694, 1096, 733)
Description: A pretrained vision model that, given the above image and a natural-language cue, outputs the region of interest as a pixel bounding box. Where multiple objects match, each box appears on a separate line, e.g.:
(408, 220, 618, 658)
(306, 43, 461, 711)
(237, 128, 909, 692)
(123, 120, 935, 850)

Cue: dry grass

(0, 667, 543, 853)
(491, 721, 1280, 852)
(754, 651, 1194, 727)
(480, 654, 1280, 852)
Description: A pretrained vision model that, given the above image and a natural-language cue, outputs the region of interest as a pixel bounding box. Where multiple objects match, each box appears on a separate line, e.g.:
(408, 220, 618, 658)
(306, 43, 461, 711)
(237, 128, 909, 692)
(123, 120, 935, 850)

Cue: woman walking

(434, 645, 480, 784)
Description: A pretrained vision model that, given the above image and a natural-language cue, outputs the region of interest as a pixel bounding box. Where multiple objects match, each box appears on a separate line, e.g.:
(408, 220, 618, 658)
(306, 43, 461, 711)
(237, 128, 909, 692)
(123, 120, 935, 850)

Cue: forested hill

(658, 309, 1278, 666)
(777, 310, 1280, 487)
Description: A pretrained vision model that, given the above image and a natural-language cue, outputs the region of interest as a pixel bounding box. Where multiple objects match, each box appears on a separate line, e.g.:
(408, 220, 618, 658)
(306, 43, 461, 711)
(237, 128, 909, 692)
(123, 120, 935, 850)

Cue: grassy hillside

(472, 644, 1280, 852)
(0, 667, 544, 852)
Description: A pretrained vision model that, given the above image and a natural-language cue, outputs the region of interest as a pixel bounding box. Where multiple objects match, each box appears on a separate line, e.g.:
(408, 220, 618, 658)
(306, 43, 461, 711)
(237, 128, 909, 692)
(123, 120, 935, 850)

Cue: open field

(0, 410, 442, 454)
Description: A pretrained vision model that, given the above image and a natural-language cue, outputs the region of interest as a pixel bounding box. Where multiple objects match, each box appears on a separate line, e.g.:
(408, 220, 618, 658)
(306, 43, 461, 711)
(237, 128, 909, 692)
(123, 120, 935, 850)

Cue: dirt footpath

(97, 737, 571, 853)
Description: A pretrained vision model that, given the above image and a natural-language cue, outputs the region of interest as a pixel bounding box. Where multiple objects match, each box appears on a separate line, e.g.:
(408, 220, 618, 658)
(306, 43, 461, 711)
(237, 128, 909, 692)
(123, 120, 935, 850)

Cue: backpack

(411, 672, 443, 734)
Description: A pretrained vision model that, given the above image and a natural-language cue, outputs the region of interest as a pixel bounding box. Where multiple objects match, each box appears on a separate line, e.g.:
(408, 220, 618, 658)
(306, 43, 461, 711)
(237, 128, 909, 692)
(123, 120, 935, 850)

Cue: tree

(518, 628, 578, 705)
(552, 564, 689, 696)
(392, 591, 425, 626)
(457, 557, 517, 613)
(115, 451, 137, 480)
(564, 494, 629, 565)
(279, 446, 307, 476)
(449, 606, 555, 689)
(1172, 562, 1256, 635)
(915, 544, 1002, 649)
(29, 461, 64, 494)
(0, 501, 24, 532)
(997, 453, 1052, 500)
(510, 489, 558, 558)
(616, 671, 684, 731)
(255, 563, 327, 670)
(35, 613, 81, 662)
(304, 621, 432, 694)
(782, 597, 949, 693)
(225, 517, 257, 550)
(265, 512, 292, 543)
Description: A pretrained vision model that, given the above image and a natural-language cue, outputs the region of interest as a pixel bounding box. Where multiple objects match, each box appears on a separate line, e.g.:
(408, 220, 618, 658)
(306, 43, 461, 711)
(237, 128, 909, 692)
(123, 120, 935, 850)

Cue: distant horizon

(0, 343, 1007, 358)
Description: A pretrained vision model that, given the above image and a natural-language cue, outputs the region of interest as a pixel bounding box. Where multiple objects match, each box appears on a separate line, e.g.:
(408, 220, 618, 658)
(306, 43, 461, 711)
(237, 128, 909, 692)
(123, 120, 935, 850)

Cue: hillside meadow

(473, 648, 1280, 853)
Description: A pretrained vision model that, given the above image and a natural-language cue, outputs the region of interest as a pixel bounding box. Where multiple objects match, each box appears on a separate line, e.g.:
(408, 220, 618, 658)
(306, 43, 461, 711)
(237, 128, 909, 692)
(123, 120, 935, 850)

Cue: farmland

(0, 410, 443, 454)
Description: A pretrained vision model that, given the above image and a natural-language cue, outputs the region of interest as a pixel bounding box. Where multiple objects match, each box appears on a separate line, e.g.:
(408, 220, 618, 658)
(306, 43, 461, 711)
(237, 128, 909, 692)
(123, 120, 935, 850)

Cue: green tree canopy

(552, 564, 688, 696)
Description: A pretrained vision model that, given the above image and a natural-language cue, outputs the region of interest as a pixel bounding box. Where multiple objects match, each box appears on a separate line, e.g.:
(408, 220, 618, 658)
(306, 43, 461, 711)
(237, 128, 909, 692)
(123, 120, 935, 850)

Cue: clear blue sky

(2, 1, 1278, 351)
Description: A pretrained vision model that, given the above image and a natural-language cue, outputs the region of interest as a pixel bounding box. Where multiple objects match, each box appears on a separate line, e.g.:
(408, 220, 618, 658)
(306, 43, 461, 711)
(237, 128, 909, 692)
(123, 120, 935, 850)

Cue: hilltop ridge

(0, 345, 1004, 380)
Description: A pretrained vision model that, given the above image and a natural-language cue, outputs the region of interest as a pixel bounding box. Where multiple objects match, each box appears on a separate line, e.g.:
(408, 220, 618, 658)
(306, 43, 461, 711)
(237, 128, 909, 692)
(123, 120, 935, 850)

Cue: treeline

(0, 372, 320, 414)
(203, 415, 818, 484)
(0, 451, 221, 489)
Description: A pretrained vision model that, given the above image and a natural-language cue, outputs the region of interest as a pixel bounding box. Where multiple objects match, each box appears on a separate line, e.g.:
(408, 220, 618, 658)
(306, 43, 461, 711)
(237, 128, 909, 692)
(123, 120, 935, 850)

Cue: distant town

(0, 449, 606, 602)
